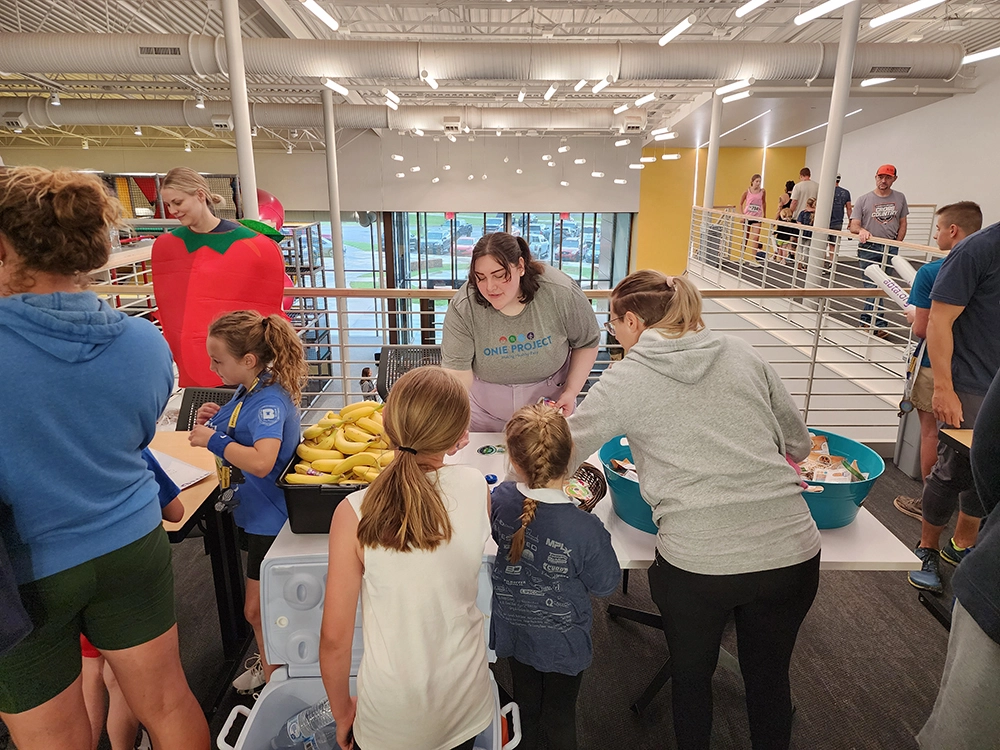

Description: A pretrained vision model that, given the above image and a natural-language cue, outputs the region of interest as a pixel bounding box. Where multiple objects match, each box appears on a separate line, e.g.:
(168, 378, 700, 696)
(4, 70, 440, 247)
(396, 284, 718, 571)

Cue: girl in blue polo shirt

(188, 310, 307, 694)
(491, 404, 620, 750)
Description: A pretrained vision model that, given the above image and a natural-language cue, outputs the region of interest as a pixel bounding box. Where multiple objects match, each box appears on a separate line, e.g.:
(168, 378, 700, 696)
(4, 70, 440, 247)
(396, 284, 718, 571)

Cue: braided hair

(504, 404, 574, 564)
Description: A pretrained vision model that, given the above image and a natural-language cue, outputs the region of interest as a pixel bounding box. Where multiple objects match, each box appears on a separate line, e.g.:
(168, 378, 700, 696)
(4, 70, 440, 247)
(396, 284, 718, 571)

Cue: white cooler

(217, 509, 519, 750)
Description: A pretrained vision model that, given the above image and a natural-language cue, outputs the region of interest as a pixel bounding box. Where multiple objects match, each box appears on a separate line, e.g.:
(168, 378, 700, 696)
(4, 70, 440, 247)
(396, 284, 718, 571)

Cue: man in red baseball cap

(849, 164, 909, 337)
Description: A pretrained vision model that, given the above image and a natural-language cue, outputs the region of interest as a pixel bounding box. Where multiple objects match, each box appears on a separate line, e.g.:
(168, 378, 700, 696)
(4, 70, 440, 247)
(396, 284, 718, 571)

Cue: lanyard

(212, 376, 262, 490)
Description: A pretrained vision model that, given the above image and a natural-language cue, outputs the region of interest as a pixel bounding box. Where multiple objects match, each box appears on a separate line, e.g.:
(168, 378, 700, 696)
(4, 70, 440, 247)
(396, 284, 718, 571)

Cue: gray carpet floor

(1, 463, 955, 750)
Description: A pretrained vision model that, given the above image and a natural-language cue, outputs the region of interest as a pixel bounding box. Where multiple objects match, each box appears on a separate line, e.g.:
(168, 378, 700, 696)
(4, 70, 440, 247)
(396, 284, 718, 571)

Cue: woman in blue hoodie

(0, 167, 209, 749)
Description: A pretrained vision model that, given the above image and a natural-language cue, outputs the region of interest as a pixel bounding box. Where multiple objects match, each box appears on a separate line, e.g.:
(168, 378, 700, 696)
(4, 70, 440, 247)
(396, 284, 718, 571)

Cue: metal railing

(93, 237, 912, 444)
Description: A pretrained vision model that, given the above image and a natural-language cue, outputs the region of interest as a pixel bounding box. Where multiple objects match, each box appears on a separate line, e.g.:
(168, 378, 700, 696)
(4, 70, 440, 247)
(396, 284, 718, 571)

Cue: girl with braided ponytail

(491, 404, 619, 750)
(188, 310, 307, 693)
(320, 367, 494, 750)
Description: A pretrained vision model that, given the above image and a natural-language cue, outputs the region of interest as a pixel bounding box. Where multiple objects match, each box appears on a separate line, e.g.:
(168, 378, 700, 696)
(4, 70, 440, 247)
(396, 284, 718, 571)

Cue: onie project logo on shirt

(483, 330, 554, 358)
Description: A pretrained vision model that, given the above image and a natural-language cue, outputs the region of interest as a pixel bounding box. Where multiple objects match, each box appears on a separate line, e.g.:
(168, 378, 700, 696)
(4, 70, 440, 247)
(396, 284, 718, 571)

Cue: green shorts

(0, 526, 176, 714)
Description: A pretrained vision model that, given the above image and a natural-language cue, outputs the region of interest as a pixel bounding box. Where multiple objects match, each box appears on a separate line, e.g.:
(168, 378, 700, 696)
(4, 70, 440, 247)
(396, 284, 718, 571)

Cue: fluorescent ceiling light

(413, 128, 424, 136)
(420, 70, 438, 89)
(735, 0, 771, 18)
(661, 153, 681, 160)
(654, 131, 678, 141)
(409, 166, 420, 172)
(396, 172, 404, 178)
(860, 77, 896, 87)
(614, 179, 627, 185)
(659, 14, 697, 46)
(574, 158, 587, 164)
(963, 45, 1000, 65)
(542, 154, 552, 160)
(697, 109, 772, 147)
(574, 79, 588, 91)
(639, 156, 656, 163)
(518, 89, 526, 102)
(715, 78, 754, 96)
(82, 140, 89, 149)
(635, 92, 657, 107)
(544, 84, 558, 101)
(391, 154, 404, 161)
(322, 78, 348, 96)
(383, 89, 400, 104)
(50, 92, 60, 106)
(650, 126, 672, 136)
(592, 171, 604, 177)
(722, 90, 753, 103)
(496, 129, 502, 136)
(768, 107, 862, 146)
(560, 181, 569, 187)
(592, 76, 613, 94)
(432, 177, 440, 183)
(385, 98, 398, 110)
(447, 134, 456, 142)
(442, 164, 451, 170)
(613, 104, 630, 115)
(184, 142, 192, 152)
(547, 161, 556, 167)
(615, 138, 631, 147)
(558, 145, 570, 153)
(870, 0, 944, 28)
(629, 163, 645, 170)
(794, 0, 856, 26)
(516, 168, 523, 174)
(468, 174, 475, 180)
(195, 95, 205, 109)
(300, 0, 339, 31)
(287, 144, 294, 154)
(133, 126, 142, 136)
(464, 125, 471, 133)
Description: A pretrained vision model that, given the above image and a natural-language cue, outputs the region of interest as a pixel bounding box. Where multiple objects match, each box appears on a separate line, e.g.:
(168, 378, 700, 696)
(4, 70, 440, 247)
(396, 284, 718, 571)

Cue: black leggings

(648, 551, 820, 750)
(508, 659, 584, 750)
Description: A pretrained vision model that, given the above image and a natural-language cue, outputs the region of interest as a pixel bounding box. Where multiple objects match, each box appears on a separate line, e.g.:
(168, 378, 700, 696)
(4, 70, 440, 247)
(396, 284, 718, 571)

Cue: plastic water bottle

(271, 698, 336, 748)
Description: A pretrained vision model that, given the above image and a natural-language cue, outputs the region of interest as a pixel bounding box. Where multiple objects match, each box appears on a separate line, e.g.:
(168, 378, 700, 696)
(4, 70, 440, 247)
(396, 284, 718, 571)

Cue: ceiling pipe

(0, 33, 966, 82)
(8, 97, 645, 132)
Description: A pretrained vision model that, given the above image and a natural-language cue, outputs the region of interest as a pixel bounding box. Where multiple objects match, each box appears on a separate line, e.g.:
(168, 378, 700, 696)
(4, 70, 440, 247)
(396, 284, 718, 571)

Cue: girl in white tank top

(320, 367, 493, 750)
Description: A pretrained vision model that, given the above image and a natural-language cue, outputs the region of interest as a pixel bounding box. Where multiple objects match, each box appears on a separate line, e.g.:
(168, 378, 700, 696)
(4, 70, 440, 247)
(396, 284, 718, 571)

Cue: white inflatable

(863, 264, 912, 311)
(891, 255, 918, 285)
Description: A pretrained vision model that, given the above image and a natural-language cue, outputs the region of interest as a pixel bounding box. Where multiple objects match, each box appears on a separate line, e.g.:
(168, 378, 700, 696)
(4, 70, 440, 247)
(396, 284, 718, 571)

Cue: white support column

(806, 0, 861, 285)
(322, 88, 350, 401)
(322, 88, 346, 288)
(702, 93, 723, 209)
(221, 0, 259, 220)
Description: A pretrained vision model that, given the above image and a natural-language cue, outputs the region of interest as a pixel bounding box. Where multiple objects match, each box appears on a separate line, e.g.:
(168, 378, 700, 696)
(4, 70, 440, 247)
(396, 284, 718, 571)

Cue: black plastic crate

(276, 451, 363, 534)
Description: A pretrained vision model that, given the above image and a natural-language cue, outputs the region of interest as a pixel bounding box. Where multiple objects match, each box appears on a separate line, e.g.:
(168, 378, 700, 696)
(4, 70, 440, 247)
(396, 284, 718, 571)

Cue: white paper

(148, 449, 212, 491)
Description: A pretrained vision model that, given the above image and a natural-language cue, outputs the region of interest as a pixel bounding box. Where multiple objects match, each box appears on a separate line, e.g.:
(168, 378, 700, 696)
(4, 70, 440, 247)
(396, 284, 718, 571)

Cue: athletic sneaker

(908, 547, 943, 594)
(940, 538, 974, 567)
(232, 654, 266, 694)
(893, 494, 923, 521)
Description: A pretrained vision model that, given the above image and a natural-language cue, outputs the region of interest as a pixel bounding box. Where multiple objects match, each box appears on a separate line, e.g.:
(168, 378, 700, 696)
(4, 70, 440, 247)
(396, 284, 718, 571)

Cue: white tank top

(348, 465, 494, 750)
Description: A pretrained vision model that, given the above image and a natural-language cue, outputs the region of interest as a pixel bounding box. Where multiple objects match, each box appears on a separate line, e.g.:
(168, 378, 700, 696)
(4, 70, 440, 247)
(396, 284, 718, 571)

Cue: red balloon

(257, 189, 285, 230)
(282, 273, 295, 312)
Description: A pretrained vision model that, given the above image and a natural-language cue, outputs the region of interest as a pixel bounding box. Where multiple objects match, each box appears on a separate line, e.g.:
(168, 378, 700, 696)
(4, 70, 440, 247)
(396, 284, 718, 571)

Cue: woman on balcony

(442, 231, 600, 431)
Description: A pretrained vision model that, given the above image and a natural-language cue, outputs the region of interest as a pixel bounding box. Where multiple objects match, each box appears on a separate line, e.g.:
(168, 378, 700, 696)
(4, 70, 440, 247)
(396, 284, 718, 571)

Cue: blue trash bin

(801, 429, 885, 529)
(599, 436, 657, 534)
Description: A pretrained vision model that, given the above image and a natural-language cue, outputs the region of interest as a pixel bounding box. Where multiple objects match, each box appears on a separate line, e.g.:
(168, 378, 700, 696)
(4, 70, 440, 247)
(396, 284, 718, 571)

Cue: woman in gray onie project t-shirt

(441, 232, 601, 431)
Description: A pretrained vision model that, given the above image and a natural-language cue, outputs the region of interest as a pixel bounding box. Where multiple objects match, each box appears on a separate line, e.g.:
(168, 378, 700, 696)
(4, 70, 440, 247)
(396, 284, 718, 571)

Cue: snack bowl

(801, 429, 885, 529)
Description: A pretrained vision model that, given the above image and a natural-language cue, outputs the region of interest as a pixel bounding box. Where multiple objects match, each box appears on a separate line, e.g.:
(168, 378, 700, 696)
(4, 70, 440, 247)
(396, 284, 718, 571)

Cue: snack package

(812, 467, 852, 483)
(609, 458, 639, 483)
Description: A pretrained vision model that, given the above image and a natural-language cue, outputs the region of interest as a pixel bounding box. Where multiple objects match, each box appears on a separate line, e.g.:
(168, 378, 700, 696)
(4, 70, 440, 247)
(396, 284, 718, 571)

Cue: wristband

(207, 431, 234, 459)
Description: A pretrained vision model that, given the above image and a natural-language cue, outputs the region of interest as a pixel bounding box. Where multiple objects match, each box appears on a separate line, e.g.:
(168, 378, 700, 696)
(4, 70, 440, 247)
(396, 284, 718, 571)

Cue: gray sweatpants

(918, 600, 1000, 749)
(921, 391, 986, 526)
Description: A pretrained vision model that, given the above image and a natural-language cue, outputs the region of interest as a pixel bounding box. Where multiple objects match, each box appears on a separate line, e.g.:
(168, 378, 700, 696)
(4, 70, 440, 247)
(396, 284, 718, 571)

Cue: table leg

(918, 592, 953, 631)
(202, 503, 250, 660)
(622, 568, 630, 595)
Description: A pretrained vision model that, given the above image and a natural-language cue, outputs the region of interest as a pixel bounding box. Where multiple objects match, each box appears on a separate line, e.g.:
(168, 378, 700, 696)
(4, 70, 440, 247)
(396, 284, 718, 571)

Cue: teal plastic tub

(599, 436, 656, 534)
(801, 429, 885, 529)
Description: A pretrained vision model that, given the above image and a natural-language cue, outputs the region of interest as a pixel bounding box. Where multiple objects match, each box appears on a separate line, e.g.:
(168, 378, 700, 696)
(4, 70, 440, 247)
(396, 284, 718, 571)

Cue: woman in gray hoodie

(569, 271, 821, 750)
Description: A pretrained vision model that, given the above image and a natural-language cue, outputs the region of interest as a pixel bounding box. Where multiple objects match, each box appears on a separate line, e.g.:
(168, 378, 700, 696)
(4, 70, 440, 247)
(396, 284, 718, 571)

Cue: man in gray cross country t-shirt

(442, 232, 600, 431)
(850, 164, 909, 334)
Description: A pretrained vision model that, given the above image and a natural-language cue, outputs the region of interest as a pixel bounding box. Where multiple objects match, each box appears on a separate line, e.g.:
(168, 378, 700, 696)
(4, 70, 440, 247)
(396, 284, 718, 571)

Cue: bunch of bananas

(285, 401, 394, 485)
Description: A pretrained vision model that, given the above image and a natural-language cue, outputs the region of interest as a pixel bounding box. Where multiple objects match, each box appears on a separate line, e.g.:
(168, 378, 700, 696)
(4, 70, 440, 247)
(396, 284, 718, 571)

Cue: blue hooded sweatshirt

(0, 292, 174, 584)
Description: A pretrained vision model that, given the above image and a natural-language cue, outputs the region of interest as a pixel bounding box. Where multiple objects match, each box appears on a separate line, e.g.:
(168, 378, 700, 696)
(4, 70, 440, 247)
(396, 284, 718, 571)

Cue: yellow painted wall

(634, 146, 807, 274)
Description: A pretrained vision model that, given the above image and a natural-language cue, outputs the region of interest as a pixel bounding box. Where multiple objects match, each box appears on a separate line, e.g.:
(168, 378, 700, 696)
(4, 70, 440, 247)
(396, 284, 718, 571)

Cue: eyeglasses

(604, 316, 624, 337)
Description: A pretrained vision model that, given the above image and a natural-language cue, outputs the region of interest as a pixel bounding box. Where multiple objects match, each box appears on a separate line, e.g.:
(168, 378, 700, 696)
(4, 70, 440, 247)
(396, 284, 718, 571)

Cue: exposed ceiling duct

(5, 97, 643, 133)
(0, 34, 967, 82)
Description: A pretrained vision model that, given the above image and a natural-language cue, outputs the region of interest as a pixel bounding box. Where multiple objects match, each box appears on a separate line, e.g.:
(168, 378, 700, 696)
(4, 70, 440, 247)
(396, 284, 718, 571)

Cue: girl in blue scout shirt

(490, 404, 620, 750)
(188, 310, 307, 694)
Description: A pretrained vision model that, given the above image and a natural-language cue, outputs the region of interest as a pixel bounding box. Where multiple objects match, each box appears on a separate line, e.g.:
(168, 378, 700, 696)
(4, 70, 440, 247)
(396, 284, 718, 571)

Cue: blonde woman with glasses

(570, 270, 821, 750)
